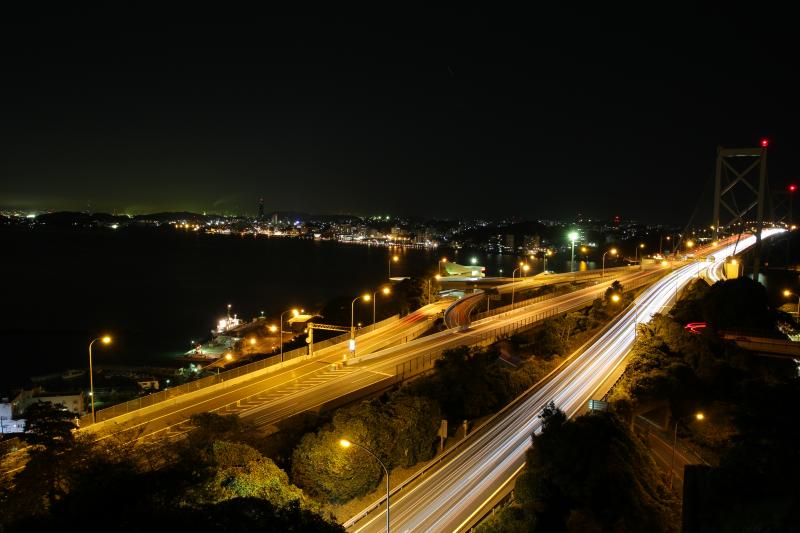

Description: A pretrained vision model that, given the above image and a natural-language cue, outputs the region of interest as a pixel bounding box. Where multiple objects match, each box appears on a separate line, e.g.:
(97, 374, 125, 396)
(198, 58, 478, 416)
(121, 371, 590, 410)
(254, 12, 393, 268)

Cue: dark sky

(1, 6, 797, 223)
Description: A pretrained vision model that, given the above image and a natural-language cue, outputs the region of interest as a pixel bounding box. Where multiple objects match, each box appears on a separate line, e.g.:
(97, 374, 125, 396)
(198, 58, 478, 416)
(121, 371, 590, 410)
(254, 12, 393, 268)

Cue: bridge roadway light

(280, 308, 301, 363)
(511, 264, 530, 307)
(373, 287, 392, 325)
(568, 231, 578, 272)
(339, 438, 390, 533)
(88, 335, 113, 424)
(350, 294, 371, 354)
(602, 248, 618, 278)
(389, 254, 399, 279)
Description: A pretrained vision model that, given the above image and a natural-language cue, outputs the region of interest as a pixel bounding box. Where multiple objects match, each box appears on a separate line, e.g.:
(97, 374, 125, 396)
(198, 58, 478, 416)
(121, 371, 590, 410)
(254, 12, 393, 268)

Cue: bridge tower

(712, 140, 769, 279)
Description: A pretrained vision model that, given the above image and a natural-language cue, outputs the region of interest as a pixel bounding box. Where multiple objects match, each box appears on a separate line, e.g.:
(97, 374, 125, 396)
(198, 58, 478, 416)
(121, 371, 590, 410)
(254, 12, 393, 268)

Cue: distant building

(137, 379, 160, 391)
(0, 400, 25, 434)
(12, 388, 86, 417)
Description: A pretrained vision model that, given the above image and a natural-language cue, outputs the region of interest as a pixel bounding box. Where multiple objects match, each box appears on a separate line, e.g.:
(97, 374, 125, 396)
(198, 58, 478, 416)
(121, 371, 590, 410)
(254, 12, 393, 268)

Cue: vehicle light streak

(346, 229, 784, 532)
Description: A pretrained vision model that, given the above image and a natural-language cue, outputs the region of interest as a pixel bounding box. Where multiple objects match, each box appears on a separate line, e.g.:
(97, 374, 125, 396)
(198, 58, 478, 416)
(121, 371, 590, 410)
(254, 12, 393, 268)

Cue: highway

(343, 230, 783, 533)
(229, 267, 661, 430)
(83, 300, 451, 442)
(90, 264, 660, 443)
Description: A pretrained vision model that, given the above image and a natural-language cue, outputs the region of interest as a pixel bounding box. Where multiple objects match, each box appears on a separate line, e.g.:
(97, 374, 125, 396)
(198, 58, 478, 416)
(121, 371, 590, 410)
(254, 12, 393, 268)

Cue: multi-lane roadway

(344, 230, 783, 532)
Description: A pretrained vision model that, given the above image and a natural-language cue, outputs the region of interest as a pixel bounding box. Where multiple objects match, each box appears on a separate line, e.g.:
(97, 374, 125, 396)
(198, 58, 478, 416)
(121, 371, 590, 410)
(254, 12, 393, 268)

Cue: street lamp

(339, 439, 390, 533)
(543, 249, 553, 273)
(388, 254, 399, 279)
(602, 248, 618, 278)
(783, 289, 800, 314)
(635, 243, 645, 263)
(610, 293, 621, 303)
(280, 308, 300, 362)
(88, 335, 112, 424)
(670, 412, 705, 490)
(511, 263, 530, 307)
(568, 231, 578, 272)
(373, 286, 391, 325)
(438, 257, 447, 275)
(350, 294, 371, 354)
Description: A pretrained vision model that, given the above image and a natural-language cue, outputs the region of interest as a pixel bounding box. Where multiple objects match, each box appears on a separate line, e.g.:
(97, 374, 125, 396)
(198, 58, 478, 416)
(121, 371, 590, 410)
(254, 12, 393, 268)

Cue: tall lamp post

(670, 412, 705, 490)
(373, 286, 391, 325)
(350, 294, 371, 355)
(568, 231, 578, 272)
(88, 335, 112, 423)
(280, 308, 300, 362)
(340, 439, 390, 533)
(438, 257, 447, 275)
(602, 248, 618, 278)
(635, 243, 645, 263)
(388, 254, 399, 279)
(511, 263, 529, 307)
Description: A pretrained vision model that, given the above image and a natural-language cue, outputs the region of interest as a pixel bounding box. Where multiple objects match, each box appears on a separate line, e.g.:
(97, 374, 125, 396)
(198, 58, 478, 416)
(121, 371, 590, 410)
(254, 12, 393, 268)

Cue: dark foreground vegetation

(1, 408, 343, 532)
(478, 406, 677, 532)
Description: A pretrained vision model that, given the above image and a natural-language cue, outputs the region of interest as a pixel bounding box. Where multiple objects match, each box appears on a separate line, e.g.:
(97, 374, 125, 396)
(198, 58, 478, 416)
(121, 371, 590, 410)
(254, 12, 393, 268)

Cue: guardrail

(79, 314, 402, 426)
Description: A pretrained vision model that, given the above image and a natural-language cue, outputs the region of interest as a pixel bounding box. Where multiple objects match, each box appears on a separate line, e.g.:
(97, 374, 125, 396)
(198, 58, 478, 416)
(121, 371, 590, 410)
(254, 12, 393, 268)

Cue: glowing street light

(635, 243, 645, 263)
(438, 257, 448, 275)
(373, 286, 392, 325)
(280, 308, 301, 363)
(388, 254, 399, 279)
(339, 439, 390, 533)
(88, 335, 112, 424)
(511, 264, 530, 307)
(225, 353, 233, 361)
(602, 248, 618, 278)
(568, 231, 579, 272)
(350, 294, 370, 354)
(611, 293, 621, 303)
(670, 411, 706, 489)
(543, 249, 553, 273)
(783, 289, 800, 314)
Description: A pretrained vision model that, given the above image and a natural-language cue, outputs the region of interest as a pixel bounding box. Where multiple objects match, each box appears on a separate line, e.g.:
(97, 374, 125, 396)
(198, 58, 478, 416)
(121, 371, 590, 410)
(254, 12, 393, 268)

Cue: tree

(508, 412, 676, 532)
(202, 441, 307, 508)
(22, 401, 77, 450)
(702, 277, 777, 333)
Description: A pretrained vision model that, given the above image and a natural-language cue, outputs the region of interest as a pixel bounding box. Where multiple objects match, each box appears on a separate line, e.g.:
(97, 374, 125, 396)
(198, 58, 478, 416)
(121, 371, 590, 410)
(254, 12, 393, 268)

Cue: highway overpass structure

(79, 261, 669, 446)
(342, 229, 784, 533)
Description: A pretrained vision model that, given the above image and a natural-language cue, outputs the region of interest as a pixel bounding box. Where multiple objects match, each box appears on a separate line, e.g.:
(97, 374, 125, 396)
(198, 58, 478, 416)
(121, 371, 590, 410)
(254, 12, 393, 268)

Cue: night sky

(1, 6, 797, 222)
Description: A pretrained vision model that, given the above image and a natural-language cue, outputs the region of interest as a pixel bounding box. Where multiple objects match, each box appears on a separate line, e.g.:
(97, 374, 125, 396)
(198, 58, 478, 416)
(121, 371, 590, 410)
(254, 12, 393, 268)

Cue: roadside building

(12, 388, 86, 417)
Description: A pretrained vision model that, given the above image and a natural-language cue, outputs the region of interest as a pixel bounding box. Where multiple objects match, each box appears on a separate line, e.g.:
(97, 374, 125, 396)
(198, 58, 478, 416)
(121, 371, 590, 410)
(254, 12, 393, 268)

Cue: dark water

(2, 226, 588, 395)
(3, 226, 797, 396)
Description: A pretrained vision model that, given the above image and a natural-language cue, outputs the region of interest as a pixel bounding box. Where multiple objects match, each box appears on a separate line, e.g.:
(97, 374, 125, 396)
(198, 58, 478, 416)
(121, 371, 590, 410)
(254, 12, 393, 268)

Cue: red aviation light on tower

(760, 138, 769, 148)
(789, 184, 797, 193)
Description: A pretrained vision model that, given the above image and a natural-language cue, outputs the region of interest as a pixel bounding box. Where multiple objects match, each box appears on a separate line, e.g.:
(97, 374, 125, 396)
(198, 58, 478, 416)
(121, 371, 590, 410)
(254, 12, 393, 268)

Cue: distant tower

(271, 212, 278, 224)
(258, 198, 264, 219)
